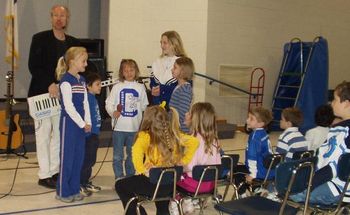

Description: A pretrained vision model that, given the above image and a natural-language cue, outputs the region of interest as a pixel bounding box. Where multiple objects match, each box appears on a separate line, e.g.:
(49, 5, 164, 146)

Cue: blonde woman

(150, 31, 187, 106)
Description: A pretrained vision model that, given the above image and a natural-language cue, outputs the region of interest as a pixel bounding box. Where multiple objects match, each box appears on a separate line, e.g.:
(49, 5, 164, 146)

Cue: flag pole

(9, 15, 16, 105)
(11, 15, 14, 101)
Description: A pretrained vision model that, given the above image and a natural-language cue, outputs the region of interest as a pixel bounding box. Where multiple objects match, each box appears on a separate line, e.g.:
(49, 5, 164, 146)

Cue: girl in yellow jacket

(115, 105, 199, 215)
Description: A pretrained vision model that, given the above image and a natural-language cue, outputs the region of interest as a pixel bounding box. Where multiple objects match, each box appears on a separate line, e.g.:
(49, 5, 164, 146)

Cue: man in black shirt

(28, 5, 79, 189)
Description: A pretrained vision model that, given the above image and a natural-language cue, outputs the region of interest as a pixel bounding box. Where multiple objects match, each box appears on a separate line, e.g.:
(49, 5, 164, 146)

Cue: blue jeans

(289, 183, 340, 205)
(113, 131, 136, 179)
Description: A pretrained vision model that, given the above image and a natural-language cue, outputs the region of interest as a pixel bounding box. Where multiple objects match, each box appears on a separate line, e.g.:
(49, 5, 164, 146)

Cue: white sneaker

(182, 198, 195, 214)
(169, 200, 179, 215)
(266, 192, 281, 202)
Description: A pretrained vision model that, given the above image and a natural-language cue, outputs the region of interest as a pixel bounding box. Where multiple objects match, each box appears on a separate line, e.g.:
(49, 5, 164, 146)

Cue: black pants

(80, 134, 99, 185)
(115, 175, 171, 215)
(234, 164, 250, 194)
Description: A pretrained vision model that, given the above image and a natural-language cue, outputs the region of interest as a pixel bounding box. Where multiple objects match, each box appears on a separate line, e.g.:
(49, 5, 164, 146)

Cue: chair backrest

(335, 153, 350, 211)
(275, 157, 317, 215)
(337, 153, 350, 182)
(263, 153, 285, 170)
(192, 165, 220, 196)
(262, 153, 285, 184)
(149, 166, 183, 185)
(292, 150, 314, 160)
(149, 166, 183, 200)
(220, 154, 240, 180)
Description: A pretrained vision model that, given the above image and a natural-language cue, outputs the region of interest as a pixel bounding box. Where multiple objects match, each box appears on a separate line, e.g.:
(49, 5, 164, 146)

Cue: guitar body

(0, 109, 23, 150)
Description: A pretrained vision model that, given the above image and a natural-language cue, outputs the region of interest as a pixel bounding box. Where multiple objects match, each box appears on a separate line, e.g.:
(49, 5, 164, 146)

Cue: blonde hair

(175, 57, 194, 81)
(161, 31, 187, 57)
(249, 106, 273, 125)
(138, 105, 184, 167)
(189, 102, 219, 155)
(55, 47, 87, 81)
(118, 59, 140, 82)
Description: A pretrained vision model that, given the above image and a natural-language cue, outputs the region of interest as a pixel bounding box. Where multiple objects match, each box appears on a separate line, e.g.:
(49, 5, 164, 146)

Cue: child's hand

(84, 124, 91, 133)
(151, 86, 160, 96)
(245, 175, 253, 183)
(113, 111, 121, 119)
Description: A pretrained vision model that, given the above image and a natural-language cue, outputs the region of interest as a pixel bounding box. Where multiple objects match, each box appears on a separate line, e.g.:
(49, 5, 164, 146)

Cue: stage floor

(0, 131, 284, 215)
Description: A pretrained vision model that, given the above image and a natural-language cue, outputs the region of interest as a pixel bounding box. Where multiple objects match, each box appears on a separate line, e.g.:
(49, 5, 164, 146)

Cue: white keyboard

(27, 78, 119, 120)
(27, 93, 61, 120)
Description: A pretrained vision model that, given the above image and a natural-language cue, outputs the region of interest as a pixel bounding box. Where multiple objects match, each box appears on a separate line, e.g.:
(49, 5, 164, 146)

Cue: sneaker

(169, 200, 180, 215)
(191, 199, 200, 210)
(266, 192, 280, 202)
(38, 178, 56, 189)
(73, 193, 85, 201)
(80, 186, 92, 197)
(182, 198, 195, 214)
(55, 195, 74, 203)
(85, 183, 101, 193)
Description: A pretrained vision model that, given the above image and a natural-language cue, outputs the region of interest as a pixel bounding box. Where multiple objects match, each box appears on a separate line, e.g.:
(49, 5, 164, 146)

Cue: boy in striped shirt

(275, 107, 308, 161)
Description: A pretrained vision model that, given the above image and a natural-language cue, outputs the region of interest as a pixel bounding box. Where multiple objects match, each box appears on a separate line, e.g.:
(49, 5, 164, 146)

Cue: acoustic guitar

(0, 71, 23, 151)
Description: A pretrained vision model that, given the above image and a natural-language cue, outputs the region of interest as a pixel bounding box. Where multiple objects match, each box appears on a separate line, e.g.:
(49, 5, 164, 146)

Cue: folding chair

(124, 166, 183, 215)
(214, 157, 317, 215)
(308, 153, 350, 215)
(176, 165, 221, 215)
(217, 154, 240, 201)
(248, 153, 285, 194)
(292, 150, 314, 160)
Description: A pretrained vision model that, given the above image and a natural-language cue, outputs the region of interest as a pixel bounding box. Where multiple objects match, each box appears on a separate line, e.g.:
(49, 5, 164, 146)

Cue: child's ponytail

(55, 56, 67, 81)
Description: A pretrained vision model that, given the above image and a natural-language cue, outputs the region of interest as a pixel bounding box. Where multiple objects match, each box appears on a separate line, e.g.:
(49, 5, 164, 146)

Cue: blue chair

(252, 153, 285, 189)
(292, 150, 314, 160)
(309, 153, 350, 214)
(217, 154, 240, 201)
(124, 166, 183, 215)
(214, 157, 317, 215)
(176, 165, 221, 215)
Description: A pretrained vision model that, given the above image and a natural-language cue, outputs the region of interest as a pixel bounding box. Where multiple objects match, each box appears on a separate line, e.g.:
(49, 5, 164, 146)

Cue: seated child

(169, 102, 221, 215)
(290, 81, 350, 205)
(275, 107, 308, 161)
(234, 107, 273, 195)
(305, 104, 334, 151)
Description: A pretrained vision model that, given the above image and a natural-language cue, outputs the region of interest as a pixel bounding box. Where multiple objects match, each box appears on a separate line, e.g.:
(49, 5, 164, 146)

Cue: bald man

(28, 5, 80, 189)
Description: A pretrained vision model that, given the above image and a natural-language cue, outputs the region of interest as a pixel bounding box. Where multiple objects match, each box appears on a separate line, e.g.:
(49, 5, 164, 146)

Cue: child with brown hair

(169, 57, 194, 133)
(234, 107, 274, 196)
(115, 106, 199, 215)
(275, 107, 308, 161)
(105, 59, 149, 180)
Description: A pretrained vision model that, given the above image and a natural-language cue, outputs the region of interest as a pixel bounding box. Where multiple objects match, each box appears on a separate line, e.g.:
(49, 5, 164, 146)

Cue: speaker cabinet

(82, 57, 109, 119)
(79, 38, 104, 58)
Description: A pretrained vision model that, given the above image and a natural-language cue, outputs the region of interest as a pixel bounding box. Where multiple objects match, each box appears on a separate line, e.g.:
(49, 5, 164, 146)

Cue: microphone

(112, 104, 123, 130)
